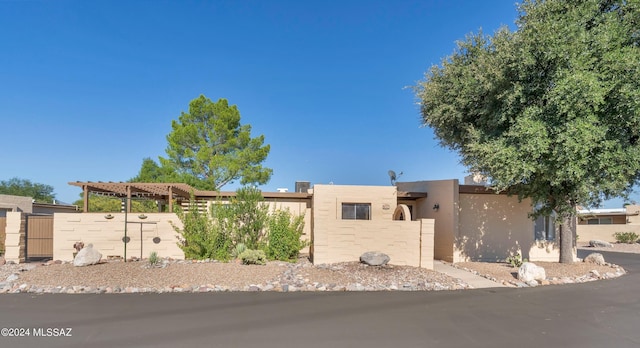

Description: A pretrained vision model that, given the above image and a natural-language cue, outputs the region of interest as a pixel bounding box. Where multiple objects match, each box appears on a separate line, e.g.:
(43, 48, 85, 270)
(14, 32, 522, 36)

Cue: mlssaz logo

(33, 328, 73, 337)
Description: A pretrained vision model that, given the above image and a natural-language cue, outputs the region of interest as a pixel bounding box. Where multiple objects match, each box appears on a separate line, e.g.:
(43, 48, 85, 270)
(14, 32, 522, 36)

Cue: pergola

(69, 182, 196, 212)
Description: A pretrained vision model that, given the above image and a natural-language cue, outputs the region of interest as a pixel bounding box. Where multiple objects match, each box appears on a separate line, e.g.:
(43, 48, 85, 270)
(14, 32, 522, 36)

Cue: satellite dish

(388, 170, 397, 184)
(388, 170, 403, 185)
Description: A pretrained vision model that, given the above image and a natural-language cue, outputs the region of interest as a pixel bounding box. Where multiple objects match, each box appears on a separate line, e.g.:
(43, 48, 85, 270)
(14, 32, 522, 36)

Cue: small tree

(209, 186, 269, 250)
(266, 209, 307, 261)
(233, 186, 270, 249)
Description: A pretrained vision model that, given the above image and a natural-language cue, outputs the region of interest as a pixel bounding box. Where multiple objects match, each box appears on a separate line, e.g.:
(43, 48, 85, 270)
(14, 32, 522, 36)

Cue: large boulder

(584, 252, 606, 266)
(589, 240, 613, 248)
(517, 262, 546, 283)
(73, 244, 102, 267)
(360, 251, 390, 266)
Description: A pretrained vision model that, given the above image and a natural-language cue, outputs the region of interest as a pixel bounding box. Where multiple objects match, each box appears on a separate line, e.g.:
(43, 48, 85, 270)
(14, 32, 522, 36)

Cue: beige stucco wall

(456, 193, 560, 262)
(310, 184, 434, 268)
(397, 180, 458, 262)
(577, 224, 640, 243)
(626, 205, 640, 223)
(53, 213, 184, 261)
(4, 212, 26, 263)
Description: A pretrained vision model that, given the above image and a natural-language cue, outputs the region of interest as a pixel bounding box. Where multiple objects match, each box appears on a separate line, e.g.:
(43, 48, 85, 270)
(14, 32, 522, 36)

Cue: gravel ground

(454, 242, 638, 287)
(0, 242, 636, 293)
(2, 257, 468, 293)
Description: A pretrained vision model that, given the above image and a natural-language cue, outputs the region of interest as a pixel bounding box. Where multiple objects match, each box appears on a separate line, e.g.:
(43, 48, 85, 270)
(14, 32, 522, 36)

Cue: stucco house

(2, 178, 568, 266)
(577, 205, 640, 243)
(396, 179, 562, 263)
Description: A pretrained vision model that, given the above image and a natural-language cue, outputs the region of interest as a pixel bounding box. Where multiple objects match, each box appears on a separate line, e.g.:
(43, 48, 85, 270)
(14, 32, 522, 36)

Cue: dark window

(342, 203, 371, 220)
(587, 217, 613, 225)
(534, 215, 556, 241)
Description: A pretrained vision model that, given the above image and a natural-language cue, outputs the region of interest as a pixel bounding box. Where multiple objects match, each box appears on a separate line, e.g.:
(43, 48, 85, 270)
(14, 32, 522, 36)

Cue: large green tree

(129, 157, 179, 183)
(0, 177, 56, 203)
(161, 95, 272, 191)
(415, 0, 640, 263)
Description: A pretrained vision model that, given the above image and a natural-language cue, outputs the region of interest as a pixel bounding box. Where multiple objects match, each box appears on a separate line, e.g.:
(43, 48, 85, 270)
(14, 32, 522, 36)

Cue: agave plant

(231, 243, 247, 259)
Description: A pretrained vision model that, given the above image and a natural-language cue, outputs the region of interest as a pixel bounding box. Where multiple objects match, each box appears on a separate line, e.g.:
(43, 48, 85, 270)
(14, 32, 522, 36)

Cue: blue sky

(0, 0, 632, 207)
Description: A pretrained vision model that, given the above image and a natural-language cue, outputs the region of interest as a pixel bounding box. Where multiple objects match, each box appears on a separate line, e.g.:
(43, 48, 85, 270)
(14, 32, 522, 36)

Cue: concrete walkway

(433, 260, 506, 289)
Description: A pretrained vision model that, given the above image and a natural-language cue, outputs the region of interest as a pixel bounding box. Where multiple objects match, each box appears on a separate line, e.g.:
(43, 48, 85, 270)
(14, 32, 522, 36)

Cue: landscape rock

(589, 240, 613, 248)
(584, 253, 606, 266)
(0, 256, 5, 266)
(359, 251, 390, 266)
(517, 262, 546, 282)
(73, 244, 102, 267)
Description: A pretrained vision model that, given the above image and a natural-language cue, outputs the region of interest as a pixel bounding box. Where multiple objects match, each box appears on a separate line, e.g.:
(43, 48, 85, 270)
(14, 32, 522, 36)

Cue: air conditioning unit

(295, 181, 311, 193)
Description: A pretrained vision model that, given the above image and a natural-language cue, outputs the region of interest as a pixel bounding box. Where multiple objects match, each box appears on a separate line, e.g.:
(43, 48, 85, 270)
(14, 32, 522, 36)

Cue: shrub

(239, 249, 267, 265)
(172, 196, 232, 261)
(506, 253, 527, 268)
(613, 232, 639, 244)
(265, 209, 307, 261)
(231, 243, 247, 259)
(148, 251, 159, 266)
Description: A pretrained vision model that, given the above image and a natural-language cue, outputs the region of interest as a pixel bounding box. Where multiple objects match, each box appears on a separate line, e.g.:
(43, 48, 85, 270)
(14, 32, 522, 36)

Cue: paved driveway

(0, 250, 638, 348)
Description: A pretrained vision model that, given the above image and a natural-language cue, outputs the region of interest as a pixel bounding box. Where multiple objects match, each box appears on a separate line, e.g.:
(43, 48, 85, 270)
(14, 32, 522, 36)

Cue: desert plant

(172, 196, 232, 261)
(506, 253, 527, 268)
(231, 243, 247, 259)
(148, 251, 159, 266)
(239, 249, 267, 265)
(265, 209, 307, 261)
(613, 232, 639, 244)
(211, 186, 269, 250)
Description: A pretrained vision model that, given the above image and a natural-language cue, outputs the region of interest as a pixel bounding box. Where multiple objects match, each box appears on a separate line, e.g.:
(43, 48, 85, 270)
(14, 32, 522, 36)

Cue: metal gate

(26, 215, 54, 261)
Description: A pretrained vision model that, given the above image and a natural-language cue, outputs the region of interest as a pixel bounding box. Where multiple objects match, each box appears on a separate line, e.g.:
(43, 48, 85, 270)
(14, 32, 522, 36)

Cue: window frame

(586, 217, 613, 225)
(534, 214, 556, 241)
(341, 203, 371, 220)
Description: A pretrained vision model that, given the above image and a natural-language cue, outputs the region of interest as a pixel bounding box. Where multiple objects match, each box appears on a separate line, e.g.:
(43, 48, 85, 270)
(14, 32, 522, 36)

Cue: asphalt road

(1, 250, 638, 348)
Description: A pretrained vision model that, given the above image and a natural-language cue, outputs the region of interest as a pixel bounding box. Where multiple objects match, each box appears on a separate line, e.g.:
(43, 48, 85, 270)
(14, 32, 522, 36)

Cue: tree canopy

(161, 95, 272, 191)
(415, 0, 640, 262)
(0, 177, 56, 203)
(129, 157, 178, 183)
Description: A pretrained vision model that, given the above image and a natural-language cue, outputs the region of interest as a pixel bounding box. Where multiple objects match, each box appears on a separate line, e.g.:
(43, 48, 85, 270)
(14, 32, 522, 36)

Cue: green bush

(209, 186, 269, 251)
(239, 249, 267, 265)
(266, 209, 307, 261)
(231, 243, 247, 259)
(148, 251, 159, 266)
(172, 196, 232, 261)
(613, 232, 639, 244)
(506, 253, 527, 268)
(173, 187, 306, 263)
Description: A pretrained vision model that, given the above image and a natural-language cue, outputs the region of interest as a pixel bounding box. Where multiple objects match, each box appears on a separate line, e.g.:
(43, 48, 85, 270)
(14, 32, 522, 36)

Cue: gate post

(4, 212, 26, 263)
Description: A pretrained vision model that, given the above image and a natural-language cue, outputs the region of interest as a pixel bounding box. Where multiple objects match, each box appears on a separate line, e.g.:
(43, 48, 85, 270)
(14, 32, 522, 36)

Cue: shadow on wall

(455, 194, 534, 262)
